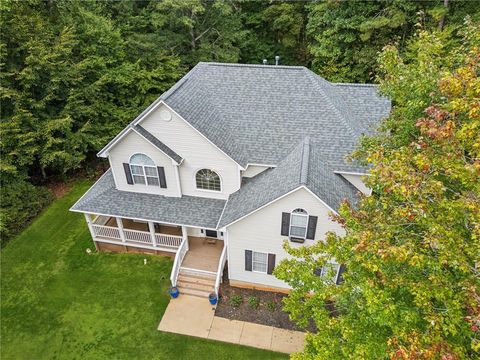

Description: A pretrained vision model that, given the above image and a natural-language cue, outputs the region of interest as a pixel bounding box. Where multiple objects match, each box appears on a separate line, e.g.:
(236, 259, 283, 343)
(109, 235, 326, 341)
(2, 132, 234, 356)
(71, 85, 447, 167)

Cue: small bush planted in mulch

(247, 296, 260, 310)
(228, 294, 242, 308)
(216, 268, 316, 332)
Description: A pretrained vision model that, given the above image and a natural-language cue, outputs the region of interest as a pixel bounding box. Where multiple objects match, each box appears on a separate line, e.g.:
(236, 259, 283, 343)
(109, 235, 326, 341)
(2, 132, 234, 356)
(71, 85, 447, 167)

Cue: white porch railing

(214, 245, 228, 297)
(170, 237, 188, 287)
(91, 224, 121, 239)
(124, 229, 151, 244)
(155, 234, 182, 248)
(92, 221, 182, 250)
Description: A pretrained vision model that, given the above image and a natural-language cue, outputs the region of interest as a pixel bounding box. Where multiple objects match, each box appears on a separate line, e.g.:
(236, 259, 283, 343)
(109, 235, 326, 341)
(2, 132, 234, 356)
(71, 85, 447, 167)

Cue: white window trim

(289, 208, 309, 240)
(129, 153, 160, 187)
(251, 250, 268, 274)
(194, 168, 222, 192)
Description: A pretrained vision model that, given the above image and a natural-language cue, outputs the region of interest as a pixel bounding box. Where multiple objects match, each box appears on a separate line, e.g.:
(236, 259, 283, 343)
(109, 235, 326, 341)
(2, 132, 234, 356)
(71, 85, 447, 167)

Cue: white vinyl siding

(140, 104, 240, 200)
(339, 173, 372, 195)
(226, 187, 345, 289)
(242, 165, 270, 178)
(108, 131, 179, 196)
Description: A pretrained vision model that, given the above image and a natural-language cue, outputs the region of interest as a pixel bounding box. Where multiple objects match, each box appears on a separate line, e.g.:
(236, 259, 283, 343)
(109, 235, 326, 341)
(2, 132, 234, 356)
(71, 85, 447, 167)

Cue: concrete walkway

(158, 294, 305, 354)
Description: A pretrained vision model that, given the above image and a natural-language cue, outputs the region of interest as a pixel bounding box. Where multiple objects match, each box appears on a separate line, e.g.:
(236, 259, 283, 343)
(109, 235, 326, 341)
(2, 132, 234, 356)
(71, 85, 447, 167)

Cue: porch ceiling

(71, 169, 225, 229)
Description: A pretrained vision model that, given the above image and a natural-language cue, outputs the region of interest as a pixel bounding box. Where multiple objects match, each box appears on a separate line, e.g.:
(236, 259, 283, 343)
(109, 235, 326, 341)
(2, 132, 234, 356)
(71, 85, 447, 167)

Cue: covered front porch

(85, 214, 185, 252)
(82, 213, 227, 297)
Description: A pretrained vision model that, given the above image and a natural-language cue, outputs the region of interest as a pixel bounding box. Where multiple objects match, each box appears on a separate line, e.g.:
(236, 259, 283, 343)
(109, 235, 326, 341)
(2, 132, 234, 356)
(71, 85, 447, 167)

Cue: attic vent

(159, 109, 172, 122)
(262, 59, 268, 65)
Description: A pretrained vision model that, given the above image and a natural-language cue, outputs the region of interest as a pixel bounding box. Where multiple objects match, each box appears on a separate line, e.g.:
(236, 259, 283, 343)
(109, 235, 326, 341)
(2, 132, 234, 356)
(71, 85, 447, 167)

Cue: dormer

(97, 102, 242, 200)
(107, 128, 182, 197)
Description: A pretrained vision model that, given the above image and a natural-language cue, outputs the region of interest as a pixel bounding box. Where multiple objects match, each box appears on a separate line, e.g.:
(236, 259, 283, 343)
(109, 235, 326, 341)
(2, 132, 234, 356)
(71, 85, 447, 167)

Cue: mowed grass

(1, 180, 288, 360)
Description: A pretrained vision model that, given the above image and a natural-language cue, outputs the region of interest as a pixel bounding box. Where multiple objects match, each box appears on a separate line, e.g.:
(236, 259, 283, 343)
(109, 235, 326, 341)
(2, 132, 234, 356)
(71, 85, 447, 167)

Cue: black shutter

(281, 212, 290, 236)
(245, 250, 252, 271)
(157, 167, 167, 188)
(336, 265, 346, 285)
(306, 216, 318, 240)
(314, 267, 322, 276)
(123, 163, 133, 185)
(267, 253, 276, 275)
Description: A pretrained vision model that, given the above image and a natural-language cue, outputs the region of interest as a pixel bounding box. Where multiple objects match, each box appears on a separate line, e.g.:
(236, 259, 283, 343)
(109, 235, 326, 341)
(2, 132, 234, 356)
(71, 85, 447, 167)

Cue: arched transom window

(196, 169, 221, 191)
(290, 208, 308, 239)
(129, 153, 159, 186)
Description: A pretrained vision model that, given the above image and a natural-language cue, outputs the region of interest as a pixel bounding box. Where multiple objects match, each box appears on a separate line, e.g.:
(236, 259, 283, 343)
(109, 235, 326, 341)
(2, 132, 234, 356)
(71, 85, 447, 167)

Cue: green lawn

(1, 180, 288, 360)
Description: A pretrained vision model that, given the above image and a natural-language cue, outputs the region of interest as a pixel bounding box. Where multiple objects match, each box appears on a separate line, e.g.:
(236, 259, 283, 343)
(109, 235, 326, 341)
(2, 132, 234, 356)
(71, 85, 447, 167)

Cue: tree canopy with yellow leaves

(275, 21, 479, 360)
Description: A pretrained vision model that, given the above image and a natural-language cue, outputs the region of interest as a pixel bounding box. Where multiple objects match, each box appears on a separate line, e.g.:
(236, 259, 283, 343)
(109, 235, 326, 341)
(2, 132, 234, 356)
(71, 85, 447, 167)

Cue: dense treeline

(0, 0, 478, 241)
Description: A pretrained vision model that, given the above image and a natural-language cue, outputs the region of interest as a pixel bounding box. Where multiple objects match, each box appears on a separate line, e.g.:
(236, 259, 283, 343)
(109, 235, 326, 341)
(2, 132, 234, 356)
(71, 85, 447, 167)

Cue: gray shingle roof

(161, 62, 390, 169)
(71, 170, 225, 229)
(134, 125, 183, 164)
(218, 137, 359, 228)
(89, 63, 390, 229)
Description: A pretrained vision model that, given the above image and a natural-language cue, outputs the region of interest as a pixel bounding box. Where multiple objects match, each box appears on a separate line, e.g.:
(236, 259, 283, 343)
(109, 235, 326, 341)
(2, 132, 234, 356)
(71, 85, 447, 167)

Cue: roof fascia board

(301, 185, 339, 216)
(219, 186, 304, 229)
(130, 127, 180, 165)
(333, 171, 370, 176)
(245, 163, 277, 168)
(70, 207, 218, 230)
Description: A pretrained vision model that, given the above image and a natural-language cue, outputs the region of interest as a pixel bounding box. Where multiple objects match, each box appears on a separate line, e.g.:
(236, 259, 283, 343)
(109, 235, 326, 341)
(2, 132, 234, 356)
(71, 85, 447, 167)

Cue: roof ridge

(300, 136, 310, 185)
(334, 82, 378, 88)
(303, 69, 357, 138)
(160, 63, 203, 100)
(200, 61, 305, 70)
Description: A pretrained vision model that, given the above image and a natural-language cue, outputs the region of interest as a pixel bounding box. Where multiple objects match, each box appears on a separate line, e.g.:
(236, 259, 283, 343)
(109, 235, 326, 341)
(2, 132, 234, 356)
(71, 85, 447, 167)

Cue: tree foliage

(275, 22, 480, 359)
(306, 0, 480, 82)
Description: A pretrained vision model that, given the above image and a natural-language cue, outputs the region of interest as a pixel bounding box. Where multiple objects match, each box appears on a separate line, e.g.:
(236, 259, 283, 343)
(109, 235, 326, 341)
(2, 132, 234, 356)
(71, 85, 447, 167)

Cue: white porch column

(116, 217, 126, 243)
(148, 221, 157, 247)
(84, 213, 95, 239)
(181, 226, 189, 251)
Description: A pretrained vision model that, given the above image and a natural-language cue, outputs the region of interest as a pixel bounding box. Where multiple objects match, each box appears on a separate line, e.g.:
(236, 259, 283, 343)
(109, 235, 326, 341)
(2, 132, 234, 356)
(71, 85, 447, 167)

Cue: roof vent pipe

(262, 59, 268, 65)
(275, 56, 280, 65)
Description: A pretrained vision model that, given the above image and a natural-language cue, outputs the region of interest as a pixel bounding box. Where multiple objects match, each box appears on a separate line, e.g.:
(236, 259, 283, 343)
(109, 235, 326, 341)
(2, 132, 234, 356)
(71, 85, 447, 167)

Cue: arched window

(129, 153, 159, 186)
(290, 208, 308, 239)
(196, 169, 221, 191)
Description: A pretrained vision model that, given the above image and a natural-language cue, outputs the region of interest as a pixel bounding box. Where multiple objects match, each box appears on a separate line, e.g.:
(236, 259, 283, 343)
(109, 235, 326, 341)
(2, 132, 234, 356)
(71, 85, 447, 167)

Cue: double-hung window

(129, 154, 159, 186)
(320, 262, 341, 284)
(252, 251, 268, 273)
(289, 208, 308, 239)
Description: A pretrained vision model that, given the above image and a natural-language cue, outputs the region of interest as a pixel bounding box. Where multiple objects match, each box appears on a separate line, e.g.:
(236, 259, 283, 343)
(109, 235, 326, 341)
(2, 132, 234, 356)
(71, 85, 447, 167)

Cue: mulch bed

(215, 268, 316, 332)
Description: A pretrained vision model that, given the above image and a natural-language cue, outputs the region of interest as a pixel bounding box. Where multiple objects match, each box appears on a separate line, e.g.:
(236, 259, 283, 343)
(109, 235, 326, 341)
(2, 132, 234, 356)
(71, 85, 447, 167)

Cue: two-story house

(71, 62, 390, 297)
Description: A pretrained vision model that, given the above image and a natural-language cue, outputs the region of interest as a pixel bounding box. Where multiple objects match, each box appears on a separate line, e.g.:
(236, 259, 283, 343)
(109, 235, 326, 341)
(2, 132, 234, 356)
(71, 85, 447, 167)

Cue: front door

(205, 229, 218, 238)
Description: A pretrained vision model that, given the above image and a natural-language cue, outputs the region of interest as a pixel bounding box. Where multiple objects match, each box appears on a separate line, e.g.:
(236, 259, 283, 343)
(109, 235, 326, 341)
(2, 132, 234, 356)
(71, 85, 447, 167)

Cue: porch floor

(182, 237, 224, 273)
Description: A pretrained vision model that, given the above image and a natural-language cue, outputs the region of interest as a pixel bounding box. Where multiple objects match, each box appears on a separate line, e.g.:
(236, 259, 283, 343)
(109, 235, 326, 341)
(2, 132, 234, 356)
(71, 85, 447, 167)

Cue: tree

(306, 0, 480, 82)
(275, 22, 480, 359)
(238, 1, 309, 66)
(0, 0, 181, 179)
(149, 0, 246, 67)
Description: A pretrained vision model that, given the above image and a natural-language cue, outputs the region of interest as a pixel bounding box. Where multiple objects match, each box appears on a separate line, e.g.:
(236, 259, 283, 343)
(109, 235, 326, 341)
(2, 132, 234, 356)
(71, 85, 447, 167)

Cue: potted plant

(208, 293, 218, 305)
(169, 286, 179, 298)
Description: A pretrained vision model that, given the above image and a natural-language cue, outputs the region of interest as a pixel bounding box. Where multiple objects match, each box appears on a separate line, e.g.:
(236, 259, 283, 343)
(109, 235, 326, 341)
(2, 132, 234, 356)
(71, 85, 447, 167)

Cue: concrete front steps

(176, 267, 216, 298)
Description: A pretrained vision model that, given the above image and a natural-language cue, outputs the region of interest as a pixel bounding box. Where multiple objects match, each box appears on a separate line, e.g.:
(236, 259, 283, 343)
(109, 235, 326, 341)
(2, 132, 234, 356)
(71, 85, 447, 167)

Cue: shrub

(228, 295, 242, 308)
(0, 179, 53, 245)
(266, 300, 277, 312)
(247, 296, 260, 310)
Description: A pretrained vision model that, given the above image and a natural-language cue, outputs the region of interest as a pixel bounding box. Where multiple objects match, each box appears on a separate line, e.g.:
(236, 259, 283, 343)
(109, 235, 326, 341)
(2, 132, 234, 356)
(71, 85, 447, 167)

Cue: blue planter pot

(208, 293, 218, 305)
(169, 286, 179, 298)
